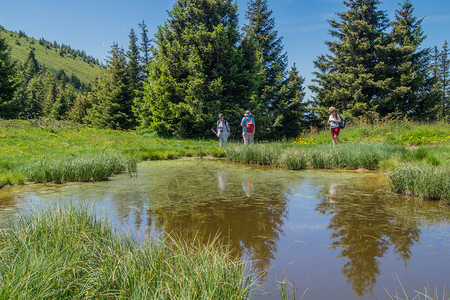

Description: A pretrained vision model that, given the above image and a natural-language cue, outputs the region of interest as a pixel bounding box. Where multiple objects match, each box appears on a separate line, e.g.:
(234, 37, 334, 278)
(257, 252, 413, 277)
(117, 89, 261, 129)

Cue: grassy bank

(0, 118, 222, 187)
(0, 207, 254, 299)
(223, 120, 449, 201)
(0, 118, 448, 200)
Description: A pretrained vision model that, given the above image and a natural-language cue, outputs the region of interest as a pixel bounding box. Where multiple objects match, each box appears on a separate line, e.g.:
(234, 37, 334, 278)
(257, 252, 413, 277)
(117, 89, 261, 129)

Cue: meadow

(3, 28, 102, 85)
(0, 118, 448, 200)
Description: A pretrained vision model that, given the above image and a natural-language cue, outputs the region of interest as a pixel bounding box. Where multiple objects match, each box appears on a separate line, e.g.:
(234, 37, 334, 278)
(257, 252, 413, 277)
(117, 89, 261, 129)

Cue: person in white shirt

(216, 113, 231, 148)
(328, 107, 341, 146)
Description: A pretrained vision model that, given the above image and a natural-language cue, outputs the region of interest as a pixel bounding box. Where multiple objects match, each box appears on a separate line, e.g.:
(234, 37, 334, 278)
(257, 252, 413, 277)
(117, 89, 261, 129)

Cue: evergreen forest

(0, 0, 449, 139)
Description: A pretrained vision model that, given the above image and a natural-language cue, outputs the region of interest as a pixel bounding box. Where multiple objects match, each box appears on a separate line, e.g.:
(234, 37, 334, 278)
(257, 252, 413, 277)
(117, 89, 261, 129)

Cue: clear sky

(1, 0, 449, 101)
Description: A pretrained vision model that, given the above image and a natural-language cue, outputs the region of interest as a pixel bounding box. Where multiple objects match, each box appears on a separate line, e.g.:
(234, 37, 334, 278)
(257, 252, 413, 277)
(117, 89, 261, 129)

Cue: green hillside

(1, 27, 103, 85)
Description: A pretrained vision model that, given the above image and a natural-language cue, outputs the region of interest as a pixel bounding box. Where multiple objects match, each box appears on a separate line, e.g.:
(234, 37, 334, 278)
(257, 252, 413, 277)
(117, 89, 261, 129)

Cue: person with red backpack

(241, 110, 255, 145)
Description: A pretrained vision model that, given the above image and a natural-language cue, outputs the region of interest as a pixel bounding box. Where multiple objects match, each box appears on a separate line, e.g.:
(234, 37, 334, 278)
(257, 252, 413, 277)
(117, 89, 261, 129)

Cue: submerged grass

(385, 274, 449, 300)
(0, 206, 254, 299)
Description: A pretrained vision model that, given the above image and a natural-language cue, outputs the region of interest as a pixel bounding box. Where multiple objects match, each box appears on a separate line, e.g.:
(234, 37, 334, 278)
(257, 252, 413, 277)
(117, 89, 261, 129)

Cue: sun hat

(244, 110, 251, 116)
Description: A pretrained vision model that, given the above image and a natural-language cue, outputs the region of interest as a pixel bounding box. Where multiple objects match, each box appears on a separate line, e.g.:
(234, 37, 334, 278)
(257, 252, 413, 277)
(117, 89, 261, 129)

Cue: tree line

(1, 0, 449, 139)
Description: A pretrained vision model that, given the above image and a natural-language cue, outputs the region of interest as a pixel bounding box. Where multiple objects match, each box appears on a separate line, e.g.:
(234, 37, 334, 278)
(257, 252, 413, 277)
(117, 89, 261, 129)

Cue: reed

(21, 152, 137, 183)
(224, 144, 399, 170)
(0, 206, 254, 299)
(224, 144, 283, 165)
(278, 148, 308, 170)
(386, 163, 450, 201)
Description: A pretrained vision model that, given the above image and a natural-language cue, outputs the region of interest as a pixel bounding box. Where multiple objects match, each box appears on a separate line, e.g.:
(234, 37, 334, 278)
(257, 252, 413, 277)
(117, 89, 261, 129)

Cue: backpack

(245, 117, 255, 133)
(338, 114, 347, 129)
(217, 120, 227, 133)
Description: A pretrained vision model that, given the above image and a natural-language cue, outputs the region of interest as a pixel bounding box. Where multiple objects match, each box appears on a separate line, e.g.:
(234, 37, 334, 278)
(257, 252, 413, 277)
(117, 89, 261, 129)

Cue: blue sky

(1, 0, 449, 101)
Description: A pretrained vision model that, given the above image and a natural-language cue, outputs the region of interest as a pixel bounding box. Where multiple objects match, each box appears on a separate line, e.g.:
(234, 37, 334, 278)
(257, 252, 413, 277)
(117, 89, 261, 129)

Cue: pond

(0, 158, 449, 299)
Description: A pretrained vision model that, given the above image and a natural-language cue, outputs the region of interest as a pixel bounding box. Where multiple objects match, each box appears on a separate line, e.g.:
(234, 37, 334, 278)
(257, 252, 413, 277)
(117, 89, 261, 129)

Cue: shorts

(331, 127, 340, 137)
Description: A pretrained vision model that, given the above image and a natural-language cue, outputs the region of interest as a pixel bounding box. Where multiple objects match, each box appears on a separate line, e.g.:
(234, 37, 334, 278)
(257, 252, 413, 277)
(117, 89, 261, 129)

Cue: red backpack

(245, 117, 255, 133)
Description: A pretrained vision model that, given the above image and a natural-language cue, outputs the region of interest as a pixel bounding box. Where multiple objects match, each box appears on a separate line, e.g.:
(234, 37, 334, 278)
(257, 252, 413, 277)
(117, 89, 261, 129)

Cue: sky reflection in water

(0, 159, 448, 299)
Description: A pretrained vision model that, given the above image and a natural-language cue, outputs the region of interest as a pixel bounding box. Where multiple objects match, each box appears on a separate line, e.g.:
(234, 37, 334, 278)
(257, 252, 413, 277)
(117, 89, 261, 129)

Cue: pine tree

(0, 33, 19, 118)
(141, 0, 260, 137)
(310, 0, 391, 122)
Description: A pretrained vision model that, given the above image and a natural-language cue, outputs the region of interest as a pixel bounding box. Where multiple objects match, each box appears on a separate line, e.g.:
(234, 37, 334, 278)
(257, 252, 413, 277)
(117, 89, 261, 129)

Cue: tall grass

(0, 206, 254, 299)
(387, 163, 450, 201)
(0, 119, 221, 186)
(224, 144, 283, 166)
(224, 144, 449, 200)
(224, 144, 400, 170)
(21, 151, 137, 183)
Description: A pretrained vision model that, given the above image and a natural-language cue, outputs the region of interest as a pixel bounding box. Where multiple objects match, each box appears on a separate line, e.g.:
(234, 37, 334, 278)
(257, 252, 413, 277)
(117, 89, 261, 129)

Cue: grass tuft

(0, 206, 255, 299)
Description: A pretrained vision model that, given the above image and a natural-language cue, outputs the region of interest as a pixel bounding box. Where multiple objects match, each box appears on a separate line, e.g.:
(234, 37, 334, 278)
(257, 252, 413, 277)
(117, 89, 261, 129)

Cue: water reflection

(141, 161, 294, 274)
(0, 160, 448, 299)
(316, 177, 424, 298)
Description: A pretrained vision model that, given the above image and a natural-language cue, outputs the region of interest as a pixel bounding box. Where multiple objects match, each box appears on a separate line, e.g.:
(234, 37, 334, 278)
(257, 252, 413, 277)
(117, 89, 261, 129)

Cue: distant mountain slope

(1, 27, 103, 85)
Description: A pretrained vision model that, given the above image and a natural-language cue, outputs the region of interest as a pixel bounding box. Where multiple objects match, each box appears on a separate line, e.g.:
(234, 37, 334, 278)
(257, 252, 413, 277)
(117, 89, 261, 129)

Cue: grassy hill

(1, 27, 103, 85)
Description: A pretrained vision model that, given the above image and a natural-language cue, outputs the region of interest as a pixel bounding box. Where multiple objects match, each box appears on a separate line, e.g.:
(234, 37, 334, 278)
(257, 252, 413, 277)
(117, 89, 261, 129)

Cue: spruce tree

(68, 92, 90, 123)
(0, 33, 19, 118)
(142, 0, 260, 137)
(388, 0, 437, 119)
(50, 83, 75, 120)
(440, 41, 449, 116)
(310, 0, 391, 122)
(85, 43, 135, 129)
(42, 74, 58, 117)
(127, 28, 142, 88)
(127, 27, 146, 125)
(23, 49, 40, 82)
(138, 20, 152, 68)
(243, 0, 287, 92)
(242, 0, 288, 135)
(23, 75, 44, 118)
(270, 64, 306, 139)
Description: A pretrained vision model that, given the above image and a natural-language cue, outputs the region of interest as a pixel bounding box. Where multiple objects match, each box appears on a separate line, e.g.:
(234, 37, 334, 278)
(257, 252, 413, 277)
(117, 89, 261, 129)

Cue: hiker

(241, 110, 255, 145)
(216, 113, 231, 148)
(328, 107, 341, 146)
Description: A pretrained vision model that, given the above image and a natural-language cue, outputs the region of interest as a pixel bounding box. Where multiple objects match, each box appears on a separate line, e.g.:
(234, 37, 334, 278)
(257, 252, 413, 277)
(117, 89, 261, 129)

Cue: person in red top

(240, 110, 255, 145)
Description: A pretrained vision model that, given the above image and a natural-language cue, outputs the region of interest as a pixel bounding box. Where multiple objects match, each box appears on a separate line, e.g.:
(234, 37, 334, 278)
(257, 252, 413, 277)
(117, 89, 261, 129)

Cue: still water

(0, 158, 449, 299)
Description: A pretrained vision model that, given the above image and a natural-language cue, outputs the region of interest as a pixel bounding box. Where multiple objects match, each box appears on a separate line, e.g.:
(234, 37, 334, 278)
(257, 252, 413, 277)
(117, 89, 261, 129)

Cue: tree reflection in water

(142, 160, 293, 275)
(2, 161, 448, 299)
(314, 175, 444, 298)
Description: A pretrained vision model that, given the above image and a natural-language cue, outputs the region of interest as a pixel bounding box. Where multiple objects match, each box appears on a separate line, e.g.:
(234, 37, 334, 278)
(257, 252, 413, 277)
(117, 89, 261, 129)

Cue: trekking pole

(211, 128, 218, 137)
